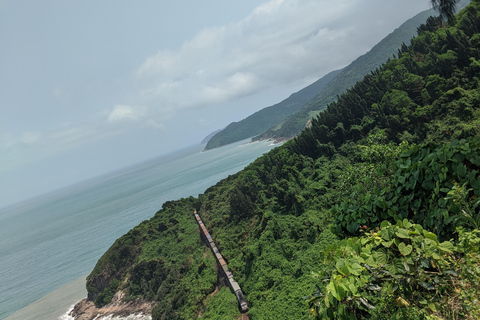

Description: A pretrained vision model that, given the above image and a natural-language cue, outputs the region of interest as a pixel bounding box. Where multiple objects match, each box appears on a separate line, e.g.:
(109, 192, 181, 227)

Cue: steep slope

(74, 2, 480, 319)
(254, 7, 438, 141)
(204, 68, 341, 150)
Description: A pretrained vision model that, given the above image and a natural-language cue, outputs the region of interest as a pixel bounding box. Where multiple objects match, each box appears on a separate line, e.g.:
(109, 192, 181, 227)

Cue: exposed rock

(70, 290, 155, 320)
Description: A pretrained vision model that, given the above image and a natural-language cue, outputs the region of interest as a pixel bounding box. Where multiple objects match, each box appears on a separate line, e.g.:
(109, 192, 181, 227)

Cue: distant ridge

(204, 68, 341, 150)
(201, 129, 223, 144)
(205, 7, 439, 150)
(253, 6, 439, 141)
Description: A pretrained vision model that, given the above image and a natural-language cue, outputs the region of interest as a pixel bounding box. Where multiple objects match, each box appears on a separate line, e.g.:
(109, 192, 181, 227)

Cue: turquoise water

(0, 140, 278, 319)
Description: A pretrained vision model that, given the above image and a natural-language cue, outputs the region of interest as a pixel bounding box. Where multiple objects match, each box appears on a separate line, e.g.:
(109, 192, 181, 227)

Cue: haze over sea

(0, 139, 277, 320)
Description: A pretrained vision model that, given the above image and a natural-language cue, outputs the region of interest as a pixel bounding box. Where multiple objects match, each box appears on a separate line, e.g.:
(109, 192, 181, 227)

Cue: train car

(230, 281, 249, 312)
(218, 257, 227, 266)
(221, 264, 229, 273)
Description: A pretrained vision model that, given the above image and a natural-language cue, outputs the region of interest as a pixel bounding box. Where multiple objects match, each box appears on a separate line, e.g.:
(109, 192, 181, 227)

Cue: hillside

(257, 0, 472, 142)
(204, 68, 341, 150)
(253, 7, 438, 142)
(206, 7, 435, 150)
(74, 2, 480, 319)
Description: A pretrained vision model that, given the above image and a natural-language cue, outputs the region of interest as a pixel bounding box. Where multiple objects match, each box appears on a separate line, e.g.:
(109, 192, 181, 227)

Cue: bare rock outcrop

(70, 290, 155, 320)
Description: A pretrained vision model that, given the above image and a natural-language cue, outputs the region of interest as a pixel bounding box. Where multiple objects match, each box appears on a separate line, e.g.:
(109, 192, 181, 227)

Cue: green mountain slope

(253, 7, 438, 141)
(80, 2, 480, 319)
(204, 69, 341, 150)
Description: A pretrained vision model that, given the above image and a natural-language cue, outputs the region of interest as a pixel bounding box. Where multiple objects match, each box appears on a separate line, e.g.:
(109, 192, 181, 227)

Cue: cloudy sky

(0, 0, 433, 207)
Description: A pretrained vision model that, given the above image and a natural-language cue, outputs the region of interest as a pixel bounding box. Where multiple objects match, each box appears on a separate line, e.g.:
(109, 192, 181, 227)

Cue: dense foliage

(332, 138, 480, 240)
(308, 221, 480, 319)
(85, 2, 480, 319)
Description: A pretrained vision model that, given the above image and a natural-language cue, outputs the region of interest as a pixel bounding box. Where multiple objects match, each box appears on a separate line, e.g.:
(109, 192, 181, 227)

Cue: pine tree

(431, 0, 460, 22)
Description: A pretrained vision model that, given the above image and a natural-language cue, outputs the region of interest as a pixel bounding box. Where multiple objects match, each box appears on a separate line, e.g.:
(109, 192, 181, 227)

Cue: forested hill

(253, 7, 438, 142)
(206, 6, 438, 151)
(204, 68, 341, 150)
(257, 0, 471, 142)
(80, 2, 480, 319)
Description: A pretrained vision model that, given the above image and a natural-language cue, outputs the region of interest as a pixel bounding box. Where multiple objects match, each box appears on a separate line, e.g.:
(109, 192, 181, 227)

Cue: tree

(431, 0, 460, 22)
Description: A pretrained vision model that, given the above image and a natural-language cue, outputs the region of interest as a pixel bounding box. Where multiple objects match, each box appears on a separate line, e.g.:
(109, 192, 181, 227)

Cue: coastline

(5, 276, 87, 320)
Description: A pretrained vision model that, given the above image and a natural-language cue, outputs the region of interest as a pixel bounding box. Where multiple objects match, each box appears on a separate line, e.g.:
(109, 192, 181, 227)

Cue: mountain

(204, 68, 341, 150)
(256, 0, 471, 142)
(253, 7, 438, 141)
(73, 2, 480, 319)
(205, 6, 439, 150)
(201, 129, 223, 144)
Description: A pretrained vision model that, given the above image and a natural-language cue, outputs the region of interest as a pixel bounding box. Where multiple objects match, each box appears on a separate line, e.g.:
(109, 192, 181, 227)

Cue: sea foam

(58, 304, 152, 320)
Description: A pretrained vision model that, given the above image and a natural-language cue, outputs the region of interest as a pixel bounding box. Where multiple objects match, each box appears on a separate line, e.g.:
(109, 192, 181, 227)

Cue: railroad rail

(194, 210, 250, 315)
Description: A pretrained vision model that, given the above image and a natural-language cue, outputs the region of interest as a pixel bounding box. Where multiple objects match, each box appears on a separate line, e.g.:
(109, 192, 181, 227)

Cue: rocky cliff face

(70, 290, 155, 320)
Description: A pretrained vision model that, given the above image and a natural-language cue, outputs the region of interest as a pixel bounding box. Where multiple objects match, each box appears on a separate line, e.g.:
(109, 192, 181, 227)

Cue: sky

(0, 0, 434, 207)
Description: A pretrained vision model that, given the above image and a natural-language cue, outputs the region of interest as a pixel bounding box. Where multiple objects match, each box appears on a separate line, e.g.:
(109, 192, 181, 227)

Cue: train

(194, 210, 249, 313)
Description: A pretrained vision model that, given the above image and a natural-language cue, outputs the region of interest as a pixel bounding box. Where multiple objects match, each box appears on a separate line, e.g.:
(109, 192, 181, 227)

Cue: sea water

(0, 139, 278, 320)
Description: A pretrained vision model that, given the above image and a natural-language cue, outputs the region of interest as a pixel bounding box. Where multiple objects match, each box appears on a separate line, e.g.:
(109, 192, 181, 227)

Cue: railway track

(194, 210, 250, 316)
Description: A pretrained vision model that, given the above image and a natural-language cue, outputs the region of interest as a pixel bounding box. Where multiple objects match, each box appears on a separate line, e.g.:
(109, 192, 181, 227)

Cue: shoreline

(5, 276, 87, 320)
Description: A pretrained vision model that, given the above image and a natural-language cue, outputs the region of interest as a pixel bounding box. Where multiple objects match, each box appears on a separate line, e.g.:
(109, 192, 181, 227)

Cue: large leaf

(348, 263, 363, 276)
(396, 228, 410, 239)
(376, 249, 388, 265)
(439, 240, 454, 253)
(398, 242, 413, 256)
(457, 163, 467, 178)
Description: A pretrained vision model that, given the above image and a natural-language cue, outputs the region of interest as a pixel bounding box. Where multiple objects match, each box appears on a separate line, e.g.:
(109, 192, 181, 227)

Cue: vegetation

(253, 6, 440, 142)
(204, 69, 341, 150)
(206, 5, 441, 150)
(432, 0, 461, 21)
(85, 2, 480, 319)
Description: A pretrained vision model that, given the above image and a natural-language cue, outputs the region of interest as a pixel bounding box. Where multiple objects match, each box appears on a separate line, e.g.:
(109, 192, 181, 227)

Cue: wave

(58, 304, 151, 320)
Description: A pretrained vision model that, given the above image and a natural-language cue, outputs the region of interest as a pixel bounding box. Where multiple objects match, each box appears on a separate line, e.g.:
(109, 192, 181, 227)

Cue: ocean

(0, 139, 278, 320)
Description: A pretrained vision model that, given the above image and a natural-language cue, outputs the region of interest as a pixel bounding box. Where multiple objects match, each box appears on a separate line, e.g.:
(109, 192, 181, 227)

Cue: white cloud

(145, 119, 166, 131)
(20, 131, 41, 144)
(135, 0, 430, 116)
(200, 72, 261, 105)
(107, 105, 147, 123)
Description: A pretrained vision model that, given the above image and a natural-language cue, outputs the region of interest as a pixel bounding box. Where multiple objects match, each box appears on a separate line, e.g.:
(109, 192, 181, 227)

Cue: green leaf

(328, 282, 340, 301)
(348, 283, 358, 296)
(414, 224, 424, 234)
(380, 220, 391, 229)
(438, 197, 447, 208)
(457, 163, 467, 177)
(423, 231, 437, 241)
(439, 241, 455, 253)
(382, 239, 394, 248)
(398, 242, 413, 256)
(402, 219, 412, 229)
(396, 228, 410, 239)
(385, 263, 397, 275)
(348, 263, 363, 276)
(376, 250, 388, 265)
